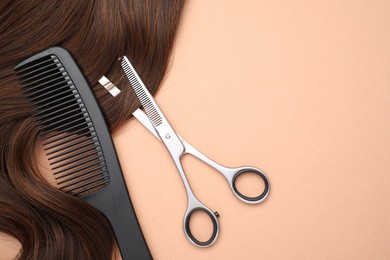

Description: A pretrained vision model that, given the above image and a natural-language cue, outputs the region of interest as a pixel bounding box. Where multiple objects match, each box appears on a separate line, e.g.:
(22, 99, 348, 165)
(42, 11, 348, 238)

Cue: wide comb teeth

(15, 55, 110, 197)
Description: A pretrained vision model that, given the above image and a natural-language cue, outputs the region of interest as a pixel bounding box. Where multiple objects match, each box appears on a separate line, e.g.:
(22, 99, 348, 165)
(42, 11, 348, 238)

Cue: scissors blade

(121, 56, 163, 128)
(132, 108, 160, 140)
(121, 55, 185, 158)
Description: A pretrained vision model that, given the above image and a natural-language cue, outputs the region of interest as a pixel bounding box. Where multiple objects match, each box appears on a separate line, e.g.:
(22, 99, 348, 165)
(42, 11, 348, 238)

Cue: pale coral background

(1, 0, 390, 259)
(113, 0, 390, 259)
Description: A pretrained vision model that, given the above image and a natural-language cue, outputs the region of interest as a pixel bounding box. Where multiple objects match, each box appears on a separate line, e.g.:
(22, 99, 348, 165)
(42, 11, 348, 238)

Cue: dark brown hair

(0, 0, 185, 259)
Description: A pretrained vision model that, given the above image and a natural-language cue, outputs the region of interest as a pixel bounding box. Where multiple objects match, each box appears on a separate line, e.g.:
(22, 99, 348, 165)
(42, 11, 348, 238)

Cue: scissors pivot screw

(165, 133, 171, 139)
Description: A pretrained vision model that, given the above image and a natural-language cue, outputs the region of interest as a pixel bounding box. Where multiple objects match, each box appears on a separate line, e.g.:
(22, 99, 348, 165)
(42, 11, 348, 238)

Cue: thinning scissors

(120, 56, 270, 247)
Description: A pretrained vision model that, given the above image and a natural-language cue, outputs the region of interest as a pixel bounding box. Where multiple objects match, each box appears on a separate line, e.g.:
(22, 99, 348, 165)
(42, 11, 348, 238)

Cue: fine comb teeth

(14, 51, 109, 197)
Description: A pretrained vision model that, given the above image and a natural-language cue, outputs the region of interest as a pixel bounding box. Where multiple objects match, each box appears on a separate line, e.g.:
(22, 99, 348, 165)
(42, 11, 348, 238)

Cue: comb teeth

(15, 54, 110, 197)
(120, 57, 162, 127)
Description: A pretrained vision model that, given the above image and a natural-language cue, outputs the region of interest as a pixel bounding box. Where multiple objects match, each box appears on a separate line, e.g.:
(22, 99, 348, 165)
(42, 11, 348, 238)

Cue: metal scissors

(120, 56, 270, 247)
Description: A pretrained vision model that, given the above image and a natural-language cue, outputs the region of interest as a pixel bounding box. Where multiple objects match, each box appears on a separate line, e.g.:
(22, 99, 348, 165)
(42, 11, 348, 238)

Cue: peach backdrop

(1, 1, 390, 259)
(113, 1, 390, 259)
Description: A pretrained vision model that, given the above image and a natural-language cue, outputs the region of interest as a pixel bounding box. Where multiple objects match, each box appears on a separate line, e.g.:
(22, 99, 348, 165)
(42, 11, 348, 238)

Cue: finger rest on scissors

(184, 207, 219, 247)
(231, 168, 270, 204)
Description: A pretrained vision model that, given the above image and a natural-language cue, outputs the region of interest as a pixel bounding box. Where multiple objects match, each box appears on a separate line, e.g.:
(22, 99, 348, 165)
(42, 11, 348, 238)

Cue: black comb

(14, 47, 152, 260)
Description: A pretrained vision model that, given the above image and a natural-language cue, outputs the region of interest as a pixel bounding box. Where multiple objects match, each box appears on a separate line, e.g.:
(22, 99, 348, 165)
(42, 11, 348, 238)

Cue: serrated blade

(120, 56, 163, 127)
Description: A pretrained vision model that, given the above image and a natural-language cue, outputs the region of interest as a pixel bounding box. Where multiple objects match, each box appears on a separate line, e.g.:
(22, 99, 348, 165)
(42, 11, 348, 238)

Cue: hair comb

(14, 47, 152, 260)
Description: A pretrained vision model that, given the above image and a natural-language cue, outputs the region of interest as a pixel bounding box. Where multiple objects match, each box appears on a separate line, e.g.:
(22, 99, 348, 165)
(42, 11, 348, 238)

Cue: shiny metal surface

(133, 108, 270, 204)
(98, 76, 121, 97)
(119, 57, 270, 247)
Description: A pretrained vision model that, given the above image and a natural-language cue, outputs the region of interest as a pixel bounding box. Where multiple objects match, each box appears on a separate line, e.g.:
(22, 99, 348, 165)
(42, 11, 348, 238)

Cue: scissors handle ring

(184, 205, 219, 247)
(231, 168, 270, 204)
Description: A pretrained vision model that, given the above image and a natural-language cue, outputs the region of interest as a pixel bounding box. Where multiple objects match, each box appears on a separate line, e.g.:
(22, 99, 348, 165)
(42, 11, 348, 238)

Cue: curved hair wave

(0, 0, 185, 259)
